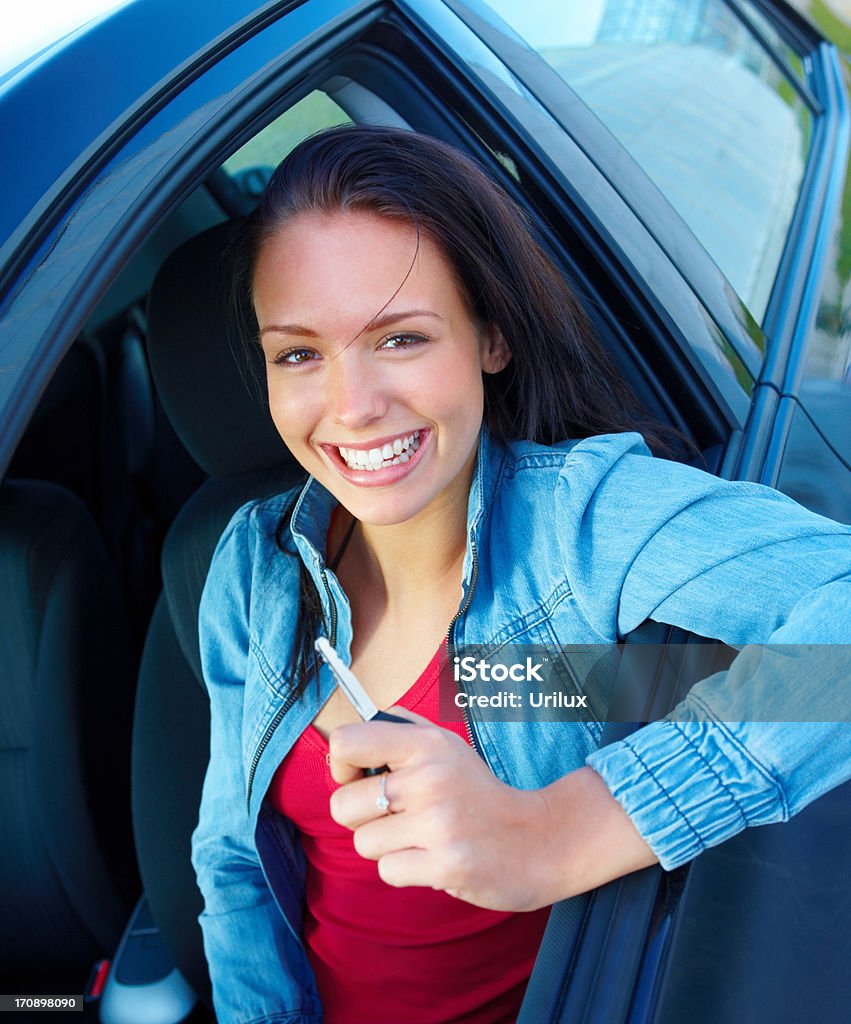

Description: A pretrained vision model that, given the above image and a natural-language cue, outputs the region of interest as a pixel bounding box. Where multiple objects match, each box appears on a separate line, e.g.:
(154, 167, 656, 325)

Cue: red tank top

(267, 650, 550, 1023)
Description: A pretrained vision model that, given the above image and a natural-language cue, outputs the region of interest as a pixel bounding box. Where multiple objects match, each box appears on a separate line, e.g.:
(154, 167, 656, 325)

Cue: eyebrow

(258, 309, 444, 340)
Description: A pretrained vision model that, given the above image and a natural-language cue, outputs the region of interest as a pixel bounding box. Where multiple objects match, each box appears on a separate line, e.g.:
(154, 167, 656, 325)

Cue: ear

(480, 326, 512, 374)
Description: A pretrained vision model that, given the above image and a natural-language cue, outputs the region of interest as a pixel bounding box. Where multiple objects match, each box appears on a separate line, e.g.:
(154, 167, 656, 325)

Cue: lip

(319, 428, 431, 488)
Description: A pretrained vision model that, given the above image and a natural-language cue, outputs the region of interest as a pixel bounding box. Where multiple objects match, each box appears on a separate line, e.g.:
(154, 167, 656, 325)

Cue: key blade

(314, 637, 380, 722)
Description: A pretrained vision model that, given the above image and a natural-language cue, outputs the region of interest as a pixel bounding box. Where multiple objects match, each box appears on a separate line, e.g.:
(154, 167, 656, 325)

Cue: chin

(341, 495, 428, 527)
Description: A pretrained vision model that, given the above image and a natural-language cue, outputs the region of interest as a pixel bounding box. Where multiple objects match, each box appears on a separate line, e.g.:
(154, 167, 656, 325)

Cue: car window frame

(398, 0, 758, 429)
(328, 21, 740, 455)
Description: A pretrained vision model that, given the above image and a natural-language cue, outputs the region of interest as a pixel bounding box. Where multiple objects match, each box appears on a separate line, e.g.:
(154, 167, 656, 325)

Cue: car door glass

(486, 0, 812, 321)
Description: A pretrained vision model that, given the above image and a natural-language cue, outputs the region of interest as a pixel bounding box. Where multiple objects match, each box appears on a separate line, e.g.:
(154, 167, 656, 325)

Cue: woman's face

(252, 211, 509, 527)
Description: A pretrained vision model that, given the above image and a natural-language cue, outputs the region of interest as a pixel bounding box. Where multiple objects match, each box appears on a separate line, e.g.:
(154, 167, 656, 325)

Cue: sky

(1, 0, 128, 79)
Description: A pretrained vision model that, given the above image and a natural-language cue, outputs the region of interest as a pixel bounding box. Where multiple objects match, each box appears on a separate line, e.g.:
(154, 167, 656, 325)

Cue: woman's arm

(554, 435, 851, 870)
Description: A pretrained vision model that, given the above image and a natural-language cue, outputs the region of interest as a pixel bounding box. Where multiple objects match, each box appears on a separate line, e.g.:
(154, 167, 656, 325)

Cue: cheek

(266, 382, 318, 449)
(435, 360, 485, 424)
(424, 346, 484, 404)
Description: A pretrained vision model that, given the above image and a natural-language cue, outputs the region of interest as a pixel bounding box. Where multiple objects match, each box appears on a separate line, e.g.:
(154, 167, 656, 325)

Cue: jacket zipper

(319, 567, 338, 650)
(245, 688, 300, 813)
(446, 536, 482, 756)
(245, 566, 339, 813)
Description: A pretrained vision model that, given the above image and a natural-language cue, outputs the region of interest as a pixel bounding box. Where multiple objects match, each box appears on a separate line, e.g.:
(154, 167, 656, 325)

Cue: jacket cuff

(586, 719, 787, 870)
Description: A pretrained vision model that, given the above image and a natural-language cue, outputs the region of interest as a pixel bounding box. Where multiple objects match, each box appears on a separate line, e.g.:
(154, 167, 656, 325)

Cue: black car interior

(0, 480, 136, 993)
(2, 69, 849, 1023)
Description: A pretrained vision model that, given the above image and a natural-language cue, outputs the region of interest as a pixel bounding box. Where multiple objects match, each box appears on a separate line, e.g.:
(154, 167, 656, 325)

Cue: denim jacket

(192, 429, 851, 1024)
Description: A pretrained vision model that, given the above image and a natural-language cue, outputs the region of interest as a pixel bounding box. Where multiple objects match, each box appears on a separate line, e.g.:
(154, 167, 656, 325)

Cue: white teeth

(337, 430, 421, 470)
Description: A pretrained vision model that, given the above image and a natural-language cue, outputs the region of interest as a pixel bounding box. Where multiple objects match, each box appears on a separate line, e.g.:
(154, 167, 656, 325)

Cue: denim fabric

(192, 429, 851, 1023)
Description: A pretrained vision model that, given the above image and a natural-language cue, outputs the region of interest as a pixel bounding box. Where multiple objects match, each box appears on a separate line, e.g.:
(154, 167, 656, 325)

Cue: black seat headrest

(147, 220, 293, 479)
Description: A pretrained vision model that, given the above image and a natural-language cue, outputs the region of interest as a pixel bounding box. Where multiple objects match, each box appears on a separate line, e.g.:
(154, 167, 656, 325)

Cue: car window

(485, 0, 812, 321)
(222, 89, 351, 190)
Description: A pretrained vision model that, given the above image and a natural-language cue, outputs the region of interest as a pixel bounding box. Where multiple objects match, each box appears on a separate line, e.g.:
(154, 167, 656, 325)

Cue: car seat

(0, 478, 137, 992)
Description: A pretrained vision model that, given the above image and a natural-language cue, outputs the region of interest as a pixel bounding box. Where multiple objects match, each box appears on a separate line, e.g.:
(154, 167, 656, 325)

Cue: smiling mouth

(336, 430, 422, 471)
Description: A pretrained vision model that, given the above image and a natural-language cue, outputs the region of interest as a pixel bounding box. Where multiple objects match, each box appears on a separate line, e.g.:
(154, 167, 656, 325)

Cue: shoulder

(495, 431, 655, 511)
(204, 482, 306, 599)
(492, 432, 820, 557)
(503, 431, 651, 478)
(217, 483, 305, 556)
(498, 431, 791, 520)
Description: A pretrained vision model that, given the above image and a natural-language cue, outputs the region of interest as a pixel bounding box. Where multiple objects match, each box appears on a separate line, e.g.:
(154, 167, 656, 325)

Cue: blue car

(1, 1, 849, 1021)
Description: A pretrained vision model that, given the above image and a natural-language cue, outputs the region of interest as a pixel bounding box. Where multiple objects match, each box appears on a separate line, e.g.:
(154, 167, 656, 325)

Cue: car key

(314, 637, 410, 775)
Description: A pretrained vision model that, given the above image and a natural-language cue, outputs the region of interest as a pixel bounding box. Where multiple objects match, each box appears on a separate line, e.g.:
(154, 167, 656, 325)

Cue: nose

(326, 348, 388, 430)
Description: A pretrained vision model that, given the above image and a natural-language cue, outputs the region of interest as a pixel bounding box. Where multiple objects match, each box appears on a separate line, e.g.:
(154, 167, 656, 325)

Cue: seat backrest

(145, 220, 286, 482)
(0, 479, 137, 991)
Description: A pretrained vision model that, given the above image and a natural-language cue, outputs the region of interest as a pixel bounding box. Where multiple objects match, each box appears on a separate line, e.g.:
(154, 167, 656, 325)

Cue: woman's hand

(328, 711, 658, 911)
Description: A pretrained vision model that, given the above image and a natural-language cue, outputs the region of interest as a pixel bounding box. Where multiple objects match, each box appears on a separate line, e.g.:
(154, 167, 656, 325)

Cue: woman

(192, 125, 851, 1024)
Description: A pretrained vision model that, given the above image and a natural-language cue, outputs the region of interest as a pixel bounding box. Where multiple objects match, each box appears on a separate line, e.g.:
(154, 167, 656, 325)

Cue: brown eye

(272, 347, 319, 366)
(379, 333, 428, 350)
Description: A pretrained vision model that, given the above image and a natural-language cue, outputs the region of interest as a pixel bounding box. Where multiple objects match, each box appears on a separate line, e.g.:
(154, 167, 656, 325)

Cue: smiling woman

(191, 125, 851, 1024)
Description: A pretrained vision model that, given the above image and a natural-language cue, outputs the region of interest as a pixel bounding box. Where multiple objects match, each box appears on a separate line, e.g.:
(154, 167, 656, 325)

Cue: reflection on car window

(737, 0, 808, 86)
(222, 91, 351, 193)
(487, 0, 812, 320)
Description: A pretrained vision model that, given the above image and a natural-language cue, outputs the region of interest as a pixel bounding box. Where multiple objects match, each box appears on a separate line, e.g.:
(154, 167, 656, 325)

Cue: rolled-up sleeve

(558, 434, 851, 870)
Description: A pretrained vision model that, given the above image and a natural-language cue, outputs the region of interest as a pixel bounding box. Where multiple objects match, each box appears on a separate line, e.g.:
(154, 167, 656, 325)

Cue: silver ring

(375, 773, 391, 813)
